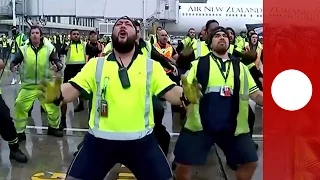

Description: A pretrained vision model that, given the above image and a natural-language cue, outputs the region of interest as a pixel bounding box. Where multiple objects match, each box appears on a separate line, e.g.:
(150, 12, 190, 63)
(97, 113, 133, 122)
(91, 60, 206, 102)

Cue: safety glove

(181, 74, 202, 104)
(37, 73, 62, 104)
(181, 42, 194, 56)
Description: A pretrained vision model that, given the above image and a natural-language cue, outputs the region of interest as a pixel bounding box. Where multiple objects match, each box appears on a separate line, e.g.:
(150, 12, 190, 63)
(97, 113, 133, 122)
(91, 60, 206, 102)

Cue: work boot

(9, 143, 28, 163)
(47, 126, 63, 137)
(17, 132, 26, 143)
(74, 102, 84, 113)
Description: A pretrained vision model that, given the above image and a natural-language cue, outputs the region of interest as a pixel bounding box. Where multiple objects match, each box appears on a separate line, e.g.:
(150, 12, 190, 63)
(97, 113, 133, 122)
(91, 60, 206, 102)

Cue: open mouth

(119, 30, 127, 38)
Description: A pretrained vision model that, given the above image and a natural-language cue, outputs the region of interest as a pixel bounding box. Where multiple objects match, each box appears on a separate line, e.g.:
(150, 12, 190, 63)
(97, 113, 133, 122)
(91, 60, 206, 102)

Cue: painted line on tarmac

(26, 126, 263, 138)
(117, 165, 136, 180)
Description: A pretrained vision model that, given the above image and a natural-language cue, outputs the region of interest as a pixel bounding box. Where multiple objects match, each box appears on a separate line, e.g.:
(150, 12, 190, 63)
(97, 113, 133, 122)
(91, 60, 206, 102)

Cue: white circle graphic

(271, 69, 312, 111)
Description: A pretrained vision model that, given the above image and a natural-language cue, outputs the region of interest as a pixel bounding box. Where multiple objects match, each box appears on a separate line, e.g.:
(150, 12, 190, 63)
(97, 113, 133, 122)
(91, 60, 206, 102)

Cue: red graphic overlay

(264, 0, 320, 179)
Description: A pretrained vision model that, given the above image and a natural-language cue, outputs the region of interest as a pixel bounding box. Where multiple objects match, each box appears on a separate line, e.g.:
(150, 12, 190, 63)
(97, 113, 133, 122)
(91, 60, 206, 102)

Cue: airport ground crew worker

(176, 28, 197, 54)
(154, 29, 179, 82)
(37, 16, 201, 180)
(226, 27, 247, 57)
(1, 35, 9, 60)
(235, 31, 246, 52)
(245, 33, 263, 69)
(176, 19, 219, 74)
(174, 27, 263, 180)
(149, 26, 162, 45)
(59, 29, 87, 128)
(86, 31, 103, 62)
(73, 20, 177, 157)
(10, 26, 64, 142)
(134, 21, 177, 157)
(227, 27, 263, 150)
(0, 59, 28, 163)
(10, 26, 28, 85)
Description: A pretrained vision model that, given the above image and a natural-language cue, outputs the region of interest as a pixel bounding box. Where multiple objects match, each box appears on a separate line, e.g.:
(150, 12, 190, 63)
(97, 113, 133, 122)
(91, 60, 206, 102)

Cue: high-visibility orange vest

(154, 43, 173, 73)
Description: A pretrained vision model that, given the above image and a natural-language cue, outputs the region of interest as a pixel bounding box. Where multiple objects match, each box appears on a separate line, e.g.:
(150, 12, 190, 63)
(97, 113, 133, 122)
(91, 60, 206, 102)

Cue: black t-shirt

(86, 42, 102, 60)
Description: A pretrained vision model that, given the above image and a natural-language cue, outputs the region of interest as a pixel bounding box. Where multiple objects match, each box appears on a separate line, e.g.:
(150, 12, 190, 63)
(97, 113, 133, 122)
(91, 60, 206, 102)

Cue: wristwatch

(53, 92, 64, 106)
(180, 92, 190, 107)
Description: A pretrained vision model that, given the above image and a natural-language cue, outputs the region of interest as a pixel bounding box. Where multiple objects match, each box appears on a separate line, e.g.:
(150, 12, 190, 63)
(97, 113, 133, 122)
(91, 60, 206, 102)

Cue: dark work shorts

(174, 128, 258, 167)
(63, 64, 85, 83)
(67, 133, 172, 180)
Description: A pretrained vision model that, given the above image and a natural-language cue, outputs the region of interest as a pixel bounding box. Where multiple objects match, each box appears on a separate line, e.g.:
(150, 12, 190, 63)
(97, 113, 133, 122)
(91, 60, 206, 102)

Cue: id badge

(100, 100, 108, 117)
(220, 86, 232, 97)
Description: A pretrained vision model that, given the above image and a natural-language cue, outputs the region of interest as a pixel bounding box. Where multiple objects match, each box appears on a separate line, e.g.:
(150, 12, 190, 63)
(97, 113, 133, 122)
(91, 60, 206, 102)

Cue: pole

(142, 0, 146, 39)
(12, 0, 17, 26)
(22, 0, 25, 33)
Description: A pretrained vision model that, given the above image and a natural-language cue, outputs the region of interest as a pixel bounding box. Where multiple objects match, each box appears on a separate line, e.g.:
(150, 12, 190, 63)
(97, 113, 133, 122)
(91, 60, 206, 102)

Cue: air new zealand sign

(188, 6, 263, 14)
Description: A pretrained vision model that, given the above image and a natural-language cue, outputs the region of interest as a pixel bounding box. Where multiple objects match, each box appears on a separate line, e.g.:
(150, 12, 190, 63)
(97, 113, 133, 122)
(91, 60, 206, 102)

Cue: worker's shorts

(174, 128, 258, 168)
(67, 133, 172, 180)
(63, 64, 84, 83)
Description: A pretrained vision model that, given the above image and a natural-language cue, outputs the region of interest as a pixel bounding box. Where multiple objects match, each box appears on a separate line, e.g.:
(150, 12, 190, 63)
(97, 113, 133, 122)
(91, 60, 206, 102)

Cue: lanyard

(212, 56, 231, 83)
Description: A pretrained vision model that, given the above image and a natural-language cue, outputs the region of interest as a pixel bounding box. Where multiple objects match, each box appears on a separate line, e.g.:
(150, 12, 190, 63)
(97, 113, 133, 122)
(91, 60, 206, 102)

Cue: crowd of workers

(0, 15, 263, 180)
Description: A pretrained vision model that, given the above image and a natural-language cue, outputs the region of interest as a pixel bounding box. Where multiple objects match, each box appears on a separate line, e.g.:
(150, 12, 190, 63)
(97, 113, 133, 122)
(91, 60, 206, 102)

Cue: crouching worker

(10, 26, 64, 142)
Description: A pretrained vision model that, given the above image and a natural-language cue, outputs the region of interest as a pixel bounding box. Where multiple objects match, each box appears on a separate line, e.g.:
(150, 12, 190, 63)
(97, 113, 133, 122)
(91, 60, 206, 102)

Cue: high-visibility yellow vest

(181, 36, 196, 47)
(103, 42, 112, 55)
(19, 42, 55, 89)
(72, 55, 161, 140)
(192, 39, 210, 59)
(2, 40, 7, 47)
(246, 62, 256, 71)
(235, 36, 246, 52)
(229, 44, 243, 54)
(103, 40, 152, 58)
(149, 34, 157, 44)
(184, 55, 256, 135)
(65, 42, 86, 64)
(229, 44, 234, 54)
(142, 40, 152, 58)
(53, 35, 63, 44)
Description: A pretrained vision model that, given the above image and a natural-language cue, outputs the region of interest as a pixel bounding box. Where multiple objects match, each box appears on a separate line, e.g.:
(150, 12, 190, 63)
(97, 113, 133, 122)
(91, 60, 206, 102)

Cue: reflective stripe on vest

(195, 39, 201, 59)
(2, 40, 7, 47)
(204, 67, 249, 101)
(65, 42, 86, 64)
(145, 41, 151, 58)
(247, 63, 255, 70)
(88, 57, 154, 140)
(20, 44, 52, 84)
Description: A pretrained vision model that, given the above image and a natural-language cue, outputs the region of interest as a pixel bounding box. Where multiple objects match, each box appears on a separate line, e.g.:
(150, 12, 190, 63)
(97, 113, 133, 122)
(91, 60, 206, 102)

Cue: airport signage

(188, 6, 263, 14)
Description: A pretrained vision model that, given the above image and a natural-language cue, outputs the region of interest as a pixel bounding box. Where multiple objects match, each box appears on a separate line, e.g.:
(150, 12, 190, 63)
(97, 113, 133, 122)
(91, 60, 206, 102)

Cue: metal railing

(141, 12, 159, 30)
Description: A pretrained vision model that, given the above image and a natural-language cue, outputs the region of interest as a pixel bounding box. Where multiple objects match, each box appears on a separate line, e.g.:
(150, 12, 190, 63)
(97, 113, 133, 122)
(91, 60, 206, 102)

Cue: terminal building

(0, 0, 179, 35)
